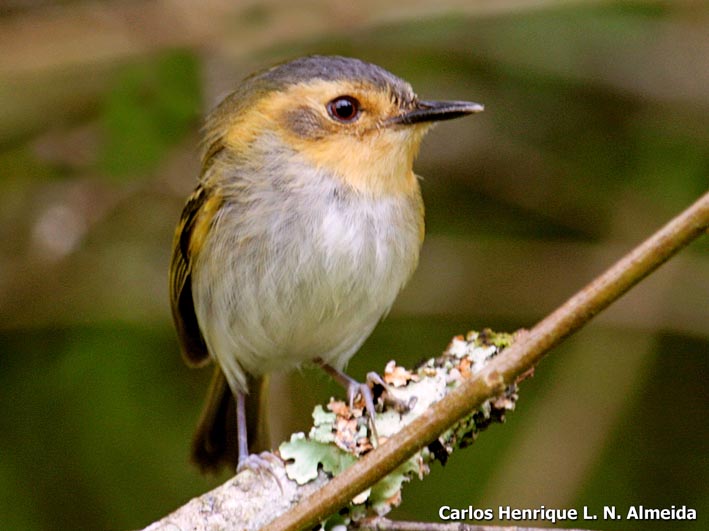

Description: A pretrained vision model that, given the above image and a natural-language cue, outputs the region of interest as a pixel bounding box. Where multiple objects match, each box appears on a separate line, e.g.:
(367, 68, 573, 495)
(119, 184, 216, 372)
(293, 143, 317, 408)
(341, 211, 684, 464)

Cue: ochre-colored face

(223, 79, 431, 196)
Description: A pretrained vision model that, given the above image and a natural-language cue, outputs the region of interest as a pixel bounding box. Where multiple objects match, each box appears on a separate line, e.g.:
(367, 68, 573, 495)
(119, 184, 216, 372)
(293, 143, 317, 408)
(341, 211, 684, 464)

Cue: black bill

(391, 100, 484, 125)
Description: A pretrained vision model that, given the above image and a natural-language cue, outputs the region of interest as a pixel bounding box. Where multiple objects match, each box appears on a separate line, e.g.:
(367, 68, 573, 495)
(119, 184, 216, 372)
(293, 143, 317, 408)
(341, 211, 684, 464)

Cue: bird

(169, 55, 483, 472)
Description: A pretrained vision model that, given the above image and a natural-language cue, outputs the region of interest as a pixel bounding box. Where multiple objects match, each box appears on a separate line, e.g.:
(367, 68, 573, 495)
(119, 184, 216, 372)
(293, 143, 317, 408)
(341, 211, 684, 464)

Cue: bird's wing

(169, 183, 223, 366)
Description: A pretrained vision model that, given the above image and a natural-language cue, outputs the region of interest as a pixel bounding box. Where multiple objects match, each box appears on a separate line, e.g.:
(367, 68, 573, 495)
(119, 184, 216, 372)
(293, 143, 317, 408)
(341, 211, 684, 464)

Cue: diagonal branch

(263, 190, 709, 531)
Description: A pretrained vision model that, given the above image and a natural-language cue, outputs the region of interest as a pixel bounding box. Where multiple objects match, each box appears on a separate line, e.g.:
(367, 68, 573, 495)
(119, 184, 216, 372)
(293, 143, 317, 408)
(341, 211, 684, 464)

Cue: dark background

(0, 1, 707, 530)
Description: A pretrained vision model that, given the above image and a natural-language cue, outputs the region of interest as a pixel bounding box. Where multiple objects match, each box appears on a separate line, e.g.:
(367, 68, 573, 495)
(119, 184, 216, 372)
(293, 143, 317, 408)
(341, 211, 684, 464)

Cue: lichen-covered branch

(142, 330, 521, 531)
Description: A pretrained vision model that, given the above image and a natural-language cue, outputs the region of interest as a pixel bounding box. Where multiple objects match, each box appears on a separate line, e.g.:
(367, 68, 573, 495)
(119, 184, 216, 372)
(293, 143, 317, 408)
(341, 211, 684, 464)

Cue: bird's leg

(234, 390, 282, 489)
(235, 389, 249, 464)
(315, 359, 383, 444)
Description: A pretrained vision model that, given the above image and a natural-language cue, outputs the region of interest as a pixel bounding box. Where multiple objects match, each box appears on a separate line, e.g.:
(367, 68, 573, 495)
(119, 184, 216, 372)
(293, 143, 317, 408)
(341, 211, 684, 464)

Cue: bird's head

(203, 56, 483, 196)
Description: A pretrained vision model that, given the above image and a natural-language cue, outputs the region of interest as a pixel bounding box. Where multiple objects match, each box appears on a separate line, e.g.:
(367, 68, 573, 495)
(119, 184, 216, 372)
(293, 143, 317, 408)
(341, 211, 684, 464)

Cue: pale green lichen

(368, 455, 421, 514)
(309, 405, 338, 444)
(279, 433, 356, 484)
(277, 329, 520, 529)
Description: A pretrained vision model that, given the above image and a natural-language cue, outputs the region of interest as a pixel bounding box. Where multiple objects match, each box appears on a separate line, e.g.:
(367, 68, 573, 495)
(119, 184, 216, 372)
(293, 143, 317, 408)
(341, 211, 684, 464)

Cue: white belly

(192, 174, 422, 394)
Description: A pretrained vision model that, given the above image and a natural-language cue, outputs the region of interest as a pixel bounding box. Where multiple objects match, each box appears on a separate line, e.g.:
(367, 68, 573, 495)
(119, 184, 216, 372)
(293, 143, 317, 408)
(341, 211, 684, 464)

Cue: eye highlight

(326, 96, 360, 123)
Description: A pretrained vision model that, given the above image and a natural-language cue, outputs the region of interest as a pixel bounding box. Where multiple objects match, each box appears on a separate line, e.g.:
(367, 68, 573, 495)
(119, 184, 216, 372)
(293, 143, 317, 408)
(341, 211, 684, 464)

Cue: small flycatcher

(169, 55, 483, 472)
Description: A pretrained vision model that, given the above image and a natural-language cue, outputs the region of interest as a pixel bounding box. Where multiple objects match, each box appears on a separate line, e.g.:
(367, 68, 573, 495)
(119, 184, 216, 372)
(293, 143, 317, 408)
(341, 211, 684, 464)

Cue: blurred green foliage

(99, 51, 201, 179)
(0, 325, 216, 530)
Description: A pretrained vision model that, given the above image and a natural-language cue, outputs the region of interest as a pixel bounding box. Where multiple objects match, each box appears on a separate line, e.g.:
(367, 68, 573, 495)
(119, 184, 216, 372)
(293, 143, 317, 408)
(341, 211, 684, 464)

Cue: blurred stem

(0, 0, 600, 78)
(263, 191, 709, 531)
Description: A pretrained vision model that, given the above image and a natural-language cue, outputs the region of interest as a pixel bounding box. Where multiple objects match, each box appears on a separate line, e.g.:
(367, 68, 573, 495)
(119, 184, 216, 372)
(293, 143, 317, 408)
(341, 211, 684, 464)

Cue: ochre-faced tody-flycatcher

(169, 55, 483, 472)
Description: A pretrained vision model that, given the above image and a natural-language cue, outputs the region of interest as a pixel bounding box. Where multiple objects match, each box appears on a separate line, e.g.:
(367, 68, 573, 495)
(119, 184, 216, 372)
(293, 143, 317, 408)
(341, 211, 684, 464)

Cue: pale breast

(193, 165, 423, 393)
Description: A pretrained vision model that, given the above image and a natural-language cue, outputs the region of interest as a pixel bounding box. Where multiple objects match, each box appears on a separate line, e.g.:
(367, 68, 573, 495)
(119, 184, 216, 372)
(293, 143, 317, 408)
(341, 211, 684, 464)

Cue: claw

(366, 371, 387, 388)
(237, 451, 283, 492)
(347, 380, 380, 445)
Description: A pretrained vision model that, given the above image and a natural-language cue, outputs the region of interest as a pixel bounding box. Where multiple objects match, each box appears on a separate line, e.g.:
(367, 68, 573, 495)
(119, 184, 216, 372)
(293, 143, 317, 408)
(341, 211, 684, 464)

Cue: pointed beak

(390, 100, 484, 125)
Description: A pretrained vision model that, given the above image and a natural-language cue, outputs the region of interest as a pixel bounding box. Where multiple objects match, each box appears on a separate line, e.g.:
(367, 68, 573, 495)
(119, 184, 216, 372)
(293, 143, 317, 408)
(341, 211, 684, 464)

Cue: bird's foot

(345, 376, 381, 444)
(236, 451, 283, 491)
(315, 359, 416, 447)
(369, 370, 413, 414)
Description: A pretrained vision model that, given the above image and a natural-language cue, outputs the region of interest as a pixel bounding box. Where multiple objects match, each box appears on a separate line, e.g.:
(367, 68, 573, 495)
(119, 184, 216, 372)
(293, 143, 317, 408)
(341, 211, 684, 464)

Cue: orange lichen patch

(458, 357, 472, 379)
(326, 398, 372, 455)
(384, 361, 419, 387)
(333, 417, 360, 453)
(327, 399, 350, 417)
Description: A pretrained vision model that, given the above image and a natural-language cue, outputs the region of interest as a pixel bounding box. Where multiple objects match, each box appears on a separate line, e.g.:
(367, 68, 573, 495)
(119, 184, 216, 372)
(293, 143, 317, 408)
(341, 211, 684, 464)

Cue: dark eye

(327, 96, 360, 122)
